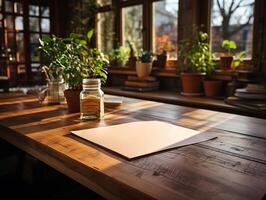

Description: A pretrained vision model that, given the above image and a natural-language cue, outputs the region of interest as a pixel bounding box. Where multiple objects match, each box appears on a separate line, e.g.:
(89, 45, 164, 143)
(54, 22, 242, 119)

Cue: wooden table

(0, 93, 265, 200)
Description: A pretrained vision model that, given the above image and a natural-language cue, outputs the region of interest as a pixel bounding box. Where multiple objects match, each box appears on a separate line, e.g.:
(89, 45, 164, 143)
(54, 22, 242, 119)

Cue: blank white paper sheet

(72, 121, 216, 159)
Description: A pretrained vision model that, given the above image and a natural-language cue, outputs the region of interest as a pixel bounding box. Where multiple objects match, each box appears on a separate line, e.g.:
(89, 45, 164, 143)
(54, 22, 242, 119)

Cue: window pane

(29, 5, 39, 16)
(30, 34, 40, 62)
(6, 15, 13, 29)
(7, 33, 15, 48)
(41, 18, 50, 32)
(0, 0, 3, 12)
(31, 63, 40, 72)
(98, 0, 111, 7)
(4, 1, 13, 12)
(211, 0, 254, 58)
(17, 64, 26, 74)
(40, 6, 50, 17)
(153, 0, 178, 59)
(122, 5, 143, 52)
(17, 33, 24, 62)
(14, 2, 23, 14)
(97, 11, 114, 54)
(29, 17, 40, 32)
(15, 16, 23, 30)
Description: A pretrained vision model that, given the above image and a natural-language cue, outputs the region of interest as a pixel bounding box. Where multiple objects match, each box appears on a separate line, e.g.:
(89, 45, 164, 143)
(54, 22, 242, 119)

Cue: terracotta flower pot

(64, 90, 81, 113)
(220, 56, 233, 70)
(136, 62, 152, 78)
(204, 80, 223, 97)
(180, 72, 206, 96)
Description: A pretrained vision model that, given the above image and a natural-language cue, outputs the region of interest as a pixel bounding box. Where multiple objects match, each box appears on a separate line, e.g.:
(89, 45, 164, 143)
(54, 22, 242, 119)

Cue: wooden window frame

(97, 0, 178, 58)
(0, 0, 53, 83)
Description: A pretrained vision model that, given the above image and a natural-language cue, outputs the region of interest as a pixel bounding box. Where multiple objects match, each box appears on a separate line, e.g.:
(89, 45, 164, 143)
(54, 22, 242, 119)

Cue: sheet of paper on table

(72, 121, 217, 159)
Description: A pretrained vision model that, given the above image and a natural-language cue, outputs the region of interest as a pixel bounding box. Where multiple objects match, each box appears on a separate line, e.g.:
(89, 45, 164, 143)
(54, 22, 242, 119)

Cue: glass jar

(80, 79, 104, 120)
(47, 81, 60, 105)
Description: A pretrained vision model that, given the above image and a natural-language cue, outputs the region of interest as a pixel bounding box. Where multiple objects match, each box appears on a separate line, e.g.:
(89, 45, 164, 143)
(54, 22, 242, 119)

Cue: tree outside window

(211, 0, 255, 58)
(153, 0, 178, 59)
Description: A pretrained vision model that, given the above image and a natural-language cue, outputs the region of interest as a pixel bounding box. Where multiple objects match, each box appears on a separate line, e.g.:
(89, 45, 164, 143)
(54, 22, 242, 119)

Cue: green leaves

(138, 49, 153, 63)
(38, 29, 109, 89)
(178, 30, 215, 73)
(221, 40, 237, 51)
(232, 51, 245, 70)
(87, 29, 94, 41)
(109, 46, 130, 66)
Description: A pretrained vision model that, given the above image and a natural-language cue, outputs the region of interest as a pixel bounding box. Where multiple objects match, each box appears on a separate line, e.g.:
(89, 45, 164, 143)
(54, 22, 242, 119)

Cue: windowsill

(108, 66, 257, 81)
(103, 86, 266, 119)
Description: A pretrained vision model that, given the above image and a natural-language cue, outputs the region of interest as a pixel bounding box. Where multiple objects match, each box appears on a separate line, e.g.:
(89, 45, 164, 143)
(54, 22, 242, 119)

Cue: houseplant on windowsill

(220, 40, 236, 70)
(136, 49, 153, 78)
(203, 61, 224, 97)
(178, 29, 214, 96)
(156, 34, 176, 68)
(109, 45, 130, 67)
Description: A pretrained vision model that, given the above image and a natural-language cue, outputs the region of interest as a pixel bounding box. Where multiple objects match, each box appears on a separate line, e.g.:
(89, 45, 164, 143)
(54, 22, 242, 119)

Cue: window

(0, 0, 52, 83)
(97, 0, 180, 62)
(28, 4, 51, 72)
(122, 5, 143, 52)
(98, 0, 111, 7)
(153, 0, 179, 59)
(97, 11, 115, 54)
(211, 0, 255, 58)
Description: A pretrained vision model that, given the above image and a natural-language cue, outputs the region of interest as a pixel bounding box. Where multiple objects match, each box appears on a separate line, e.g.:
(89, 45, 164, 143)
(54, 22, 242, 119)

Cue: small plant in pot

(178, 29, 214, 96)
(109, 46, 130, 67)
(220, 40, 236, 70)
(203, 61, 224, 97)
(136, 49, 153, 78)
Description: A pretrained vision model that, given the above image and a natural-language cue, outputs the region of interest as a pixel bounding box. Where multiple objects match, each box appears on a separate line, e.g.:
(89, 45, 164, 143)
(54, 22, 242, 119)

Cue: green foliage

(109, 46, 130, 66)
(138, 49, 153, 63)
(178, 30, 215, 73)
(69, 0, 98, 36)
(39, 29, 109, 90)
(221, 40, 237, 52)
(232, 51, 245, 69)
(39, 35, 66, 79)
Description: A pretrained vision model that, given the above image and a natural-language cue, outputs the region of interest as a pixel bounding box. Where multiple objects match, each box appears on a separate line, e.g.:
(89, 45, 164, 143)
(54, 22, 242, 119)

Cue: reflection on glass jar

(47, 81, 60, 105)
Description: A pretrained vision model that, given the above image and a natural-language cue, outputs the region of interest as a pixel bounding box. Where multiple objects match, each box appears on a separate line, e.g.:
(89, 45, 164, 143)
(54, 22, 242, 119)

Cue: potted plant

(220, 40, 236, 70)
(178, 30, 214, 96)
(136, 49, 153, 78)
(109, 46, 130, 67)
(40, 30, 108, 113)
(61, 31, 108, 113)
(203, 61, 224, 97)
(157, 50, 167, 69)
(127, 41, 137, 68)
(156, 34, 176, 68)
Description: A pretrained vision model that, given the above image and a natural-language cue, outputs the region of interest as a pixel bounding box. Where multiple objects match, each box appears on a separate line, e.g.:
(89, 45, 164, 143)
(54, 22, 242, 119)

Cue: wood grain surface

(0, 93, 265, 200)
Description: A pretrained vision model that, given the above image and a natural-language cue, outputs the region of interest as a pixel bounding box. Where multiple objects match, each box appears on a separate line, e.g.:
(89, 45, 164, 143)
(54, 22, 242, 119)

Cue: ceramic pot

(136, 62, 152, 78)
(180, 72, 206, 96)
(220, 56, 233, 70)
(64, 90, 81, 113)
(204, 80, 223, 97)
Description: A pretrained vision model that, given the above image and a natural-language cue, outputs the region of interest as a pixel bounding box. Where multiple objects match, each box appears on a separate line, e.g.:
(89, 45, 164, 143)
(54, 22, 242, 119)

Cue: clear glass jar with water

(80, 79, 104, 120)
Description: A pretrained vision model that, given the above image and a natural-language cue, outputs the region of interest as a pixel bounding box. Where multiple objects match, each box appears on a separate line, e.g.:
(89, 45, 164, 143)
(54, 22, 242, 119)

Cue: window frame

(96, 0, 179, 59)
(208, 0, 257, 62)
(0, 0, 53, 84)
